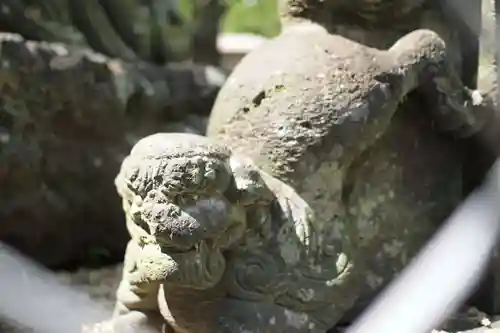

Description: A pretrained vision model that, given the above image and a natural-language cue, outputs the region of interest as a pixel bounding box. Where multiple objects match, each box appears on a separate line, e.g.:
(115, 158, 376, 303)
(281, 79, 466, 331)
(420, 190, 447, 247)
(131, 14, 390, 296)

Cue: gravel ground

(0, 264, 123, 333)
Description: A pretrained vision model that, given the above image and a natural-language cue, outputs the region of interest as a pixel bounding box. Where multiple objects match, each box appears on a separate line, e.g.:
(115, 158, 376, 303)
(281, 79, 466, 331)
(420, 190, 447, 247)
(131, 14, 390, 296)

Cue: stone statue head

(278, 0, 334, 20)
(278, 0, 426, 27)
(114, 133, 276, 289)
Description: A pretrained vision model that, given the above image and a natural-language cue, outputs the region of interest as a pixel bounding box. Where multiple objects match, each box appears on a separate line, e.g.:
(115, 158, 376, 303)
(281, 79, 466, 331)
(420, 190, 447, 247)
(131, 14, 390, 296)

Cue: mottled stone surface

(0, 33, 225, 267)
(207, 0, 492, 324)
(93, 24, 494, 330)
(77, 1, 497, 332)
(102, 132, 346, 333)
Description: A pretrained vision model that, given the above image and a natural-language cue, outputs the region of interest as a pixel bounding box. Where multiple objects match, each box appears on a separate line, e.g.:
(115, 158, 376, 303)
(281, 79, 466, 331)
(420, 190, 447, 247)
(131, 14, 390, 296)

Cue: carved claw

(433, 84, 495, 138)
(387, 29, 493, 139)
(468, 89, 484, 106)
(267, 172, 320, 259)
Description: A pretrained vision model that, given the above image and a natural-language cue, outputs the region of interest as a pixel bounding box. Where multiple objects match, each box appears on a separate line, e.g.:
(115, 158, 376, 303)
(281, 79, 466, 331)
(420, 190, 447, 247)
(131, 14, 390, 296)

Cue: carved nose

(145, 197, 234, 249)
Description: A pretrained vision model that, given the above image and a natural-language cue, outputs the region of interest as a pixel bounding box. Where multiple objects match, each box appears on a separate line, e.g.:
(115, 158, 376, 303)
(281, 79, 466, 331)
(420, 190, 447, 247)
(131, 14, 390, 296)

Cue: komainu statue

(85, 22, 495, 331)
(208, 0, 494, 325)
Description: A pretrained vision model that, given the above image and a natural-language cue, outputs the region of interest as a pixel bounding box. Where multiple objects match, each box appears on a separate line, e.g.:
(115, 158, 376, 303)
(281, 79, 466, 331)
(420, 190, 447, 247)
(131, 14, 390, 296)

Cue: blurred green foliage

(221, 0, 281, 37)
(0, 0, 280, 64)
(180, 0, 281, 38)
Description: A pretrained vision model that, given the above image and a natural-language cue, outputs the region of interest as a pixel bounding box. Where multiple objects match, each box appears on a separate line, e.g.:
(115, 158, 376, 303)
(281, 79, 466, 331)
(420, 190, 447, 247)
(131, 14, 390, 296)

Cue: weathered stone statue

(207, 0, 495, 321)
(86, 24, 496, 332)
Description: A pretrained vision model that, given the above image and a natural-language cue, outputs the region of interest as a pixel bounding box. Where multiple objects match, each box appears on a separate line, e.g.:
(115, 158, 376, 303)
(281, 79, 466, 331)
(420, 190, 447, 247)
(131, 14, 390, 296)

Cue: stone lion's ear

(228, 155, 274, 205)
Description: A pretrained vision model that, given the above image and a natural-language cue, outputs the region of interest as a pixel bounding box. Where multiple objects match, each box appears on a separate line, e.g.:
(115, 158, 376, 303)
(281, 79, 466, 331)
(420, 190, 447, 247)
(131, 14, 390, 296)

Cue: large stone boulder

(0, 33, 225, 267)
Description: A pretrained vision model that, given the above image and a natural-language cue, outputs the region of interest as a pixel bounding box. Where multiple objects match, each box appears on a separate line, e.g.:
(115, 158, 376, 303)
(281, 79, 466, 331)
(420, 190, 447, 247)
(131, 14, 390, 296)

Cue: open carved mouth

(157, 243, 196, 254)
(137, 239, 226, 289)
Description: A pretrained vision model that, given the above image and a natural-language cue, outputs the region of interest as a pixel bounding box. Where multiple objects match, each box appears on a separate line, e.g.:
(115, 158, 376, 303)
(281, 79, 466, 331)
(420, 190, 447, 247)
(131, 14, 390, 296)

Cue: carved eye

(130, 207, 149, 232)
(176, 194, 200, 206)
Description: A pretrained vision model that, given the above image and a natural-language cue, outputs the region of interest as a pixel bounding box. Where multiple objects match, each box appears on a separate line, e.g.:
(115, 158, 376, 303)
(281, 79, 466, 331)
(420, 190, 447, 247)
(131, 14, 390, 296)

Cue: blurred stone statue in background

(0, 0, 229, 268)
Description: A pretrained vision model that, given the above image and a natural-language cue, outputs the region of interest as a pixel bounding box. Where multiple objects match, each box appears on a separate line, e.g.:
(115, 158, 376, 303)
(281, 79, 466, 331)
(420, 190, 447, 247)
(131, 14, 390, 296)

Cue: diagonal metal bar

(346, 160, 500, 333)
